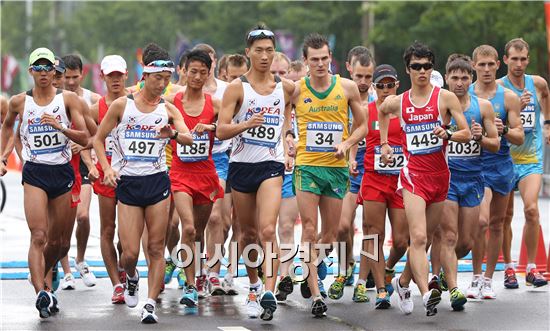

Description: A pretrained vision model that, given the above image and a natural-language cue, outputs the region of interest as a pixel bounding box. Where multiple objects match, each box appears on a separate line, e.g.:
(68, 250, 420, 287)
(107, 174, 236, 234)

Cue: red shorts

(92, 163, 116, 199)
(170, 170, 224, 205)
(70, 156, 82, 208)
(398, 168, 450, 205)
(357, 171, 404, 209)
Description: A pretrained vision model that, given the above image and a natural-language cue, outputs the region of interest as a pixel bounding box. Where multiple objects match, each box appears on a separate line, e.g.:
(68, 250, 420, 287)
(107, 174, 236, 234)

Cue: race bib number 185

(177, 133, 210, 162)
(306, 122, 344, 152)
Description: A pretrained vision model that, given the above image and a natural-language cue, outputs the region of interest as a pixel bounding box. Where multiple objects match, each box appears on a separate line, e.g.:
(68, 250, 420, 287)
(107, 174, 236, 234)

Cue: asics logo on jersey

(163, 190, 169, 197)
(67, 180, 74, 188)
(304, 97, 312, 104)
(274, 99, 280, 106)
(53, 106, 60, 113)
(407, 113, 435, 122)
(155, 118, 162, 124)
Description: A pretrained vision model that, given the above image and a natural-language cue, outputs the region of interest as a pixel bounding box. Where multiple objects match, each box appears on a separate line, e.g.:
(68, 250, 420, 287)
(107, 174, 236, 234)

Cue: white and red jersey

(400, 86, 448, 173)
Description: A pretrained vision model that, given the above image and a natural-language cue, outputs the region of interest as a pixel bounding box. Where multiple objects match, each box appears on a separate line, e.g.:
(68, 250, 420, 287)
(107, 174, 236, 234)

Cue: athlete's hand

(349, 160, 359, 177)
(494, 117, 504, 134)
(285, 135, 296, 157)
(285, 154, 294, 172)
(381, 143, 393, 165)
(471, 119, 483, 141)
(433, 126, 448, 140)
(70, 142, 84, 155)
(156, 124, 174, 139)
(40, 113, 62, 130)
(334, 142, 349, 160)
(519, 90, 532, 110)
(193, 123, 215, 135)
(245, 110, 265, 129)
(87, 166, 99, 182)
(0, 162, 7, 176)
(103, 167, 119, 188)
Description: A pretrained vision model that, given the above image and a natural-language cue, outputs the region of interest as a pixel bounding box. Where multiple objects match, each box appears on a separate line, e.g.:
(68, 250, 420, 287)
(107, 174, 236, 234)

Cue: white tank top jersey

(81, 88, 93, 106)
(110, 95, 169, 176)
(20, 89, 72, 165)
(212, 78, 232, 154)
(230, 76, 285, 164)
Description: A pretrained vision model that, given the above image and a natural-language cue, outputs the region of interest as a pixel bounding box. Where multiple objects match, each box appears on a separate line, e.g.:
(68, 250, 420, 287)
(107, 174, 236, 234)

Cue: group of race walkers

(0, 25, 549, 324)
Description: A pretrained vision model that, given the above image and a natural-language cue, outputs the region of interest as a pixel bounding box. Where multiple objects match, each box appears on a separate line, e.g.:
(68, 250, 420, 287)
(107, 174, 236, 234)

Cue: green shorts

(293, 165, 349, 199)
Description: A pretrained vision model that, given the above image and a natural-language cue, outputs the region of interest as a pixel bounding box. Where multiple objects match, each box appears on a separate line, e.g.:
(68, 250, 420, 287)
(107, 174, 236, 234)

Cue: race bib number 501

(306, 122, 344, 152)
(28, 124, 67, 155)
(405, 121, 442, 155)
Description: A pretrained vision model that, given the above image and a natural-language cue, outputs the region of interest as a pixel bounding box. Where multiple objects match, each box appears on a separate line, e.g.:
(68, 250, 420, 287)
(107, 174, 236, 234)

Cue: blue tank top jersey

(448, 95, 483, 173)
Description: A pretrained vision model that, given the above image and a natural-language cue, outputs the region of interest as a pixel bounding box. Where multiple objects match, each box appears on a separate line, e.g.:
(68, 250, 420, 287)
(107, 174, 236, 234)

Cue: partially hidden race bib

(374, 145, 404, 175)
(306, 121, 343, 152)
(28, 124, 67, 155)
(242, 112, 279, 148)
(105, 134, 115, 157)
(405, 121, 443, 155)
(520, 101, 535, 132)
(177, 132, 210, 162)
(123, 129, 162, 162)
(447, 140, 480, 158)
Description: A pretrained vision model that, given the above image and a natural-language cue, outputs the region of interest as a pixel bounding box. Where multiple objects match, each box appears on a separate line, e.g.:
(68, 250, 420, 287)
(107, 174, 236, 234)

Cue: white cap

(101, 55, 127, 75)
(430, 70, 444, 88)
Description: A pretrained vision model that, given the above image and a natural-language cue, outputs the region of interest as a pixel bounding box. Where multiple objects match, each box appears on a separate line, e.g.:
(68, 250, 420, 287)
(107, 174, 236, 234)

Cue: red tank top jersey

(170, 92, 216, 173)
(364, 101, 402, 172)
(97, 97, 112, 164)
(400, 87, 448, 173)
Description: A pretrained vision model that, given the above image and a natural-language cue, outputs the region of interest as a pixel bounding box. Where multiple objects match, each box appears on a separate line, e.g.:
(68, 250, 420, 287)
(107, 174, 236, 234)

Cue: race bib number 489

(374, 145, 404, 175)
(306, 122, 344, 152)
(242, 113, 279, 148)
(177, 133, 210, 162)
(405, 121, 442, 155)
(28, 124, 67, 155)
(520, 102, 535, 132)
(123, 130, 162, 162)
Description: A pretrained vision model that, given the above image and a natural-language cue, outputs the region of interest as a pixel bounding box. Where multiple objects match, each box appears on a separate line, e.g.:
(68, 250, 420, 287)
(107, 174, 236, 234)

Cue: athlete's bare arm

(217, 80, 261, 140)
(282, 78, 295, 166)
(90, 91, 101, 106)
(90, 101, 99, 125)
(378, 94, 400, 143)
(439, 89, 470, 143)
(0, 94, 24, 173)
(340, 78, 367, 159)
(478, 98, 499, 153)
(533, 75, 550, 144)
(165, 102, 193, 146)
(0, 96, 7, 124)
(49, 91, 89, 147)
(212, 98, 221, 116)
(503, 88, 524, 146)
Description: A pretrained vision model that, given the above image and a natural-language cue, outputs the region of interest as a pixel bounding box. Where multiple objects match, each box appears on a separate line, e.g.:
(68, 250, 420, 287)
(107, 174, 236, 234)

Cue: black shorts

(228, 161, 284, 193)
(79, 159, 90, 185)
(115, 171, 171, 207)
(22, 162, 75, 199)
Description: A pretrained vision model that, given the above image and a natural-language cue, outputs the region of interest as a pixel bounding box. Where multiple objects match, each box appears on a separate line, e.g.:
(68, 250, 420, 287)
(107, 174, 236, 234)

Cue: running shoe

(318, 278, 327, 298)
(439, 270, 448, 292)
(428, 275, 441, 292)
(480, 277, 496, 299)
(259, 290, 277, 321)
(209, 276, 226, 296)
(75, 261, 97, 287)
(352, 284, 369, 303)
(177, 269, 186, 289)
(466, 275, 482, 299)
(180, 285, 198, 307)
(112, 284, 125, 304)
(345, 262, 355, 286)
(35, 290, 52, 319)
(384, 268, 395, 296)
(366, 271, 375, 289)
(311, 297, 327, 317)
(504, 267, 519, 289)
(140, 304, 158, 324)
(328, 275, 346, 300)
(246, 289, 261, 318)
(423, 288, 441, 316)
(164, 259, 176, 284)
(450, 288, 467, 311)
(375, 289, 391, 309)
(318, 261, 327, 280)
(61, 273, 76, 290)
(222, 273, 238, 295)
(300, 279, 312, 299)
(196, 274, 208, 298)
(275, 275, 294, 301)
(124, 273, 140, 308)
(391, 276, 413, 315)
(526, 268, 548, 287)
(52, 262, 60, 292)
(49, 291, 59, 314)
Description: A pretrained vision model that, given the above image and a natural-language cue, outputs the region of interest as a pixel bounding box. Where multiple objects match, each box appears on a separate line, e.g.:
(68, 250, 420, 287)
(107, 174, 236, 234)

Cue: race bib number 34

(447, 140, 480, 158)
(374, 145, 404, 174)
(405, 121, 442, 155)
(28, 124, 67, 155)
(123, 130, 162, 162)
(520, 103, 535, 132)
(178, 133, 210, 162)
(306, 122, 343, 152)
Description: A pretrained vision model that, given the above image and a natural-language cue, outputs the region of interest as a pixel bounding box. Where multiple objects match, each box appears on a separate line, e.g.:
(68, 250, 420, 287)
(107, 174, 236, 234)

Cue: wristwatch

(502, 125, 509, 136)
(171, 130, 179, 140)
(445, 129, 453, 141)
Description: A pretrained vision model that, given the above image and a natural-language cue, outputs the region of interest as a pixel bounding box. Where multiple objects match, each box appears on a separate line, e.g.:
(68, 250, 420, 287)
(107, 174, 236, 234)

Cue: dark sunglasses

(147, 60, 175, 68)
(374, 82, 397, 89)
(30, 64, 54, 72)
(409, 62, 434, 71)
(248, 29, 275, 39)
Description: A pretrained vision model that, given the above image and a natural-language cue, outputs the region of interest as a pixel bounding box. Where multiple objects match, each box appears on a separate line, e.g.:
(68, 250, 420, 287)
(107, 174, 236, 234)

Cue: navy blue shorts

(447, 171, 484, 207)
(349, 166, 364, 194)
(228, 161, 284, 193)
(282, 173, 295, 199)
(22, 162, 75, 199)
(116, 172, 171, 207)
(482, 158, 514, 196)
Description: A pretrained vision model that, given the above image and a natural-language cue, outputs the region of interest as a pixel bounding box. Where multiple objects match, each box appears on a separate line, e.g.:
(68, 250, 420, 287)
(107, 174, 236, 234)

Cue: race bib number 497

(306, 122, 344, 152)
(123, 130, 162, 162)
(405, 121, 442, 155)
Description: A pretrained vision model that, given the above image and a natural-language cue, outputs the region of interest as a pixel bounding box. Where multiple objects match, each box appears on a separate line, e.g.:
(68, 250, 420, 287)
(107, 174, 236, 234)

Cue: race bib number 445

(405, 121, 442, 155)
(123, 130, 162, 162)
(374, 145, 404, 175)
(28, 124, 67, 155)
(177, 133, 210, 162)
(306, 122, 343, 152)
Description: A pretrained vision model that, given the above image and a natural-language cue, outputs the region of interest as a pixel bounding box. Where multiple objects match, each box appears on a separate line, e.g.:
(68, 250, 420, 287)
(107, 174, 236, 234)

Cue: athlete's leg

(117, 203, 146, 279)
(296, 190, 321, 296)
(99, 195, 120, 286)
(502, 193, 515, 264)
(456, 206, 479, 259)
(232, 190, 260, 284)
(165, 199, 180, 258)
(517, 174, 542, 266)
(44, 191, 76, 274)
(363, 200, 387, 289)
(60, 256, 71, 275)
(141, 227, 150, 267)
(484, 191, 510, 278)
(206, 179, 226, 275)
(336, 192, 358, 275)
(387, 208, 408, 269)
(473, 188, 492, 275)
(24, 185, 50, 292)
(430, 226, 442, 276)
(278, 196, 298, 277)
(174, 192, 198, 286)
(75, 184, 92, 263)
(194, 203, 214, 264)
(144, 199, 170, 300)
(439, 201, 459, 290)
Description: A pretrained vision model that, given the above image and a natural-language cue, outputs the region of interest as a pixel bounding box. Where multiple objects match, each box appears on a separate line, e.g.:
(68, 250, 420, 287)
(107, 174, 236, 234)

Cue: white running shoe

(75, 262, 97, 287)
(246, 289, 261, 318)
(391, 276, 413, 315)
(140, 304, 158, 324)
(124, 274, 140, 308)
(481, 277, 496, 299)
(422, 289, 441, 317)
(466, 275, 482, 299)
(61, 273, 76, 290)
(222, 274, 238, 295)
